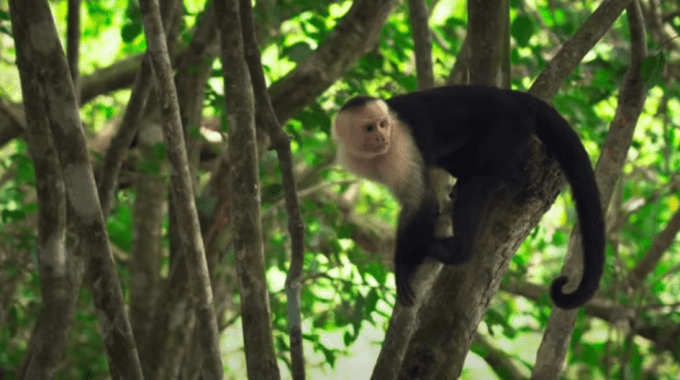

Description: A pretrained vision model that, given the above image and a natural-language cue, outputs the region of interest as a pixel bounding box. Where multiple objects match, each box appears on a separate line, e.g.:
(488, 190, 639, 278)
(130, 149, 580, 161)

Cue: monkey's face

(333, 100, 393, 159)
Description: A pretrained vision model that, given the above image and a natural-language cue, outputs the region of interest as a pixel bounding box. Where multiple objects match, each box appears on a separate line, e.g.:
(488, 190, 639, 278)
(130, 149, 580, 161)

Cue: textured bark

(532, 2, 647, 378)
(467, 0, 507, 87)
(408, 0, 435, 90)
(13, 9, 80, 377)
(214, 0, 281, 377)
(139, 5, 219, 378)
(97, 0, 180, 219)
(10, 0, 144, 378)
(239, 0, 307, 378)
(66, 0, 81, 98)
(129, 114, 166, 359)
(399, 146, 565, 379)
(371, 261, 442, 380)
(143, 191, 196, 380)
(139, 0, 224, 378)
(529, 0, 634, 99)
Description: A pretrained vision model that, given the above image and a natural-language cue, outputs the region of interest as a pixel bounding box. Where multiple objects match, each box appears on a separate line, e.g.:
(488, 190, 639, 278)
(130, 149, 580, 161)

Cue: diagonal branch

(268, 0, 396, 124)
(532, 1, 647, 378)
(625, 206, 680, 286)
(529, 0, 634, 100)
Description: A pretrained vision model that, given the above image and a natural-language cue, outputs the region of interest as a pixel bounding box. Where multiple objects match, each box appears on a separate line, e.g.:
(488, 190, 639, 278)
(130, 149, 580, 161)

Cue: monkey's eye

(379, 120, 388, 128)
(365, 124, 374, 132)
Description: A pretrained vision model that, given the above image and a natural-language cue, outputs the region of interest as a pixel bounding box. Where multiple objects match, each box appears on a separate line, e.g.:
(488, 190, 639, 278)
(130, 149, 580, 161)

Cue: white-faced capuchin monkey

(332, 85, 604, 309)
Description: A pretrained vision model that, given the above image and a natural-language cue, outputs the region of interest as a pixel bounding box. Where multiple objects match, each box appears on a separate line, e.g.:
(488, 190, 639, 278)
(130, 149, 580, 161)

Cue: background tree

(0, 0, 679, 379)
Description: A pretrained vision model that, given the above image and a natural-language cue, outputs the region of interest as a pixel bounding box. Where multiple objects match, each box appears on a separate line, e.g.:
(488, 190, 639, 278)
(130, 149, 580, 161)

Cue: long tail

(528, 95, 605, 309)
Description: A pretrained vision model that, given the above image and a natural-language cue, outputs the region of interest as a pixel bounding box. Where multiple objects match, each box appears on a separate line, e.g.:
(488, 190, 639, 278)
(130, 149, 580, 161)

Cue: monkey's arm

(393, 190, 440, 305)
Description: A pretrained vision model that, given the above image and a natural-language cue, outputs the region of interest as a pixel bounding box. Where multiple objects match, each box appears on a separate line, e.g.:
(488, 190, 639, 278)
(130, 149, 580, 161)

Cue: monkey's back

(385, 85, 537, 179)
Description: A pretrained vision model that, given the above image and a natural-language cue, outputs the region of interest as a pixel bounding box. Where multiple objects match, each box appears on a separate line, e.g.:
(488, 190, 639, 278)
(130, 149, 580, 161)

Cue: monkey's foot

(427, 237, 472, 265)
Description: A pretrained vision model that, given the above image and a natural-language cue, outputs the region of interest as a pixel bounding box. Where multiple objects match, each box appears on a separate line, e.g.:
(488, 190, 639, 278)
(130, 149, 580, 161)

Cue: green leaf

(320, 346, 337, 367)
(2, 209, 26, 223)
(351, 294, 365, 338)
(15, 154, 35, 184)
(286, 42, 313, 63)
(343, 330, 352, 346)
(121, 22, 143, 43)
(640, 53, 666, 88)
(511, 15, 535, 47)
(337, 224, 355, 239)
(366, 262, 388, 285)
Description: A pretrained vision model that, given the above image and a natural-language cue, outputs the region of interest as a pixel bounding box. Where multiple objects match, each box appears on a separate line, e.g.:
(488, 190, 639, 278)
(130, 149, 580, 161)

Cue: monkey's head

(332, 98, 393, 159)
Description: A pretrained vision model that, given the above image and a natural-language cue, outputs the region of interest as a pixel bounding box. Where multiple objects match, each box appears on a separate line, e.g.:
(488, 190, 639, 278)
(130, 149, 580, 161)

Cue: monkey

(331, 85, 604, 309)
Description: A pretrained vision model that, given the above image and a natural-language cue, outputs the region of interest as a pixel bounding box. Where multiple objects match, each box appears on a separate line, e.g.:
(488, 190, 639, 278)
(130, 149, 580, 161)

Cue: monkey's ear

(332, 112, 353, 140)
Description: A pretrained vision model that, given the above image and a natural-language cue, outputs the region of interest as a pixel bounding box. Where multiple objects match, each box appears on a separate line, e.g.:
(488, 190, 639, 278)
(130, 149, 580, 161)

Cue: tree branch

(408, 0, 435, 90)
(238, 0, 307, 378)
(214, 0, 281, 378)
(9, 0, 144, 378)
(533, 1, 647, 378)
(138, 0, 224, 377)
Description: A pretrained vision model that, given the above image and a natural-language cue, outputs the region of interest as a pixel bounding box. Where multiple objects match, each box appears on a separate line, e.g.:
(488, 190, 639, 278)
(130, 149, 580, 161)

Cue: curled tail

(529, 96, 605, 309)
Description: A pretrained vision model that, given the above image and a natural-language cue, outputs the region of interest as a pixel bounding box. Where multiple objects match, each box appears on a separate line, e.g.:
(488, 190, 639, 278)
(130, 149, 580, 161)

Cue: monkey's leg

(427, 176, 497, 265)
(393, 195, 439, 305)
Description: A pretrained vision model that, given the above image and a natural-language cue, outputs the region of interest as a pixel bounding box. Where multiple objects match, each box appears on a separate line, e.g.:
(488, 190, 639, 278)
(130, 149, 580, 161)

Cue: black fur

(349, 86, 605, 309)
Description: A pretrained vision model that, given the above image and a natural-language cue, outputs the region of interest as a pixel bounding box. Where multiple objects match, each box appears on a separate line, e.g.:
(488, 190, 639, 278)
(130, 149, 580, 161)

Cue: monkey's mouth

(370, 143, 389, 152)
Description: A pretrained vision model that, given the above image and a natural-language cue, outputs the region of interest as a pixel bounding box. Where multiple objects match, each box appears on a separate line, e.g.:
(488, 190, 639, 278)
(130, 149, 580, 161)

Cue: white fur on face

(332, 100, 393, 159)
(332, 99, 425, 209)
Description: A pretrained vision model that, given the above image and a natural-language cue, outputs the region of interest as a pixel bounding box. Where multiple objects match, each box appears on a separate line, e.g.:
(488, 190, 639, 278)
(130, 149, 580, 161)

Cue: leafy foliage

(2, 0, 680, 379)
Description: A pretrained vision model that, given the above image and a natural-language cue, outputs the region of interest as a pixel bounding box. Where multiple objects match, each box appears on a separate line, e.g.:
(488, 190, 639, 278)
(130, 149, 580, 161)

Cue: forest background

(1, 0, 680, 379)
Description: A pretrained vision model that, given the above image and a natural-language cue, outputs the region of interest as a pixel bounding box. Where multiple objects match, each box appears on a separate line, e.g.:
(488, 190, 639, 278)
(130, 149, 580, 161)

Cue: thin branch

(533, 2, 647, 379)
(268, 0, 396, 124)
(214, 0, 281, 378)
(474, 333, 527, 380)
(626, 206, 680, 286)
(97, 0, 180, 219)
(529, 0, 634, 100)
(140, 4, 219, 377)
(66, 0, 81, 99)
(408, 0, 435, 90)
(506, 280, 680, 359)
(238, 0, 307, 377)
(138, 0, 224, 378)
